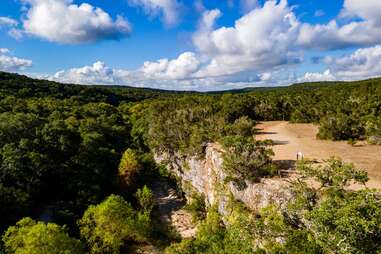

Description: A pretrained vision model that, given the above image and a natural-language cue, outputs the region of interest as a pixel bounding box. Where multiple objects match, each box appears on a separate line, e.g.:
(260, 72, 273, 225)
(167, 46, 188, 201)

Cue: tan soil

(256, 121, 381, 189)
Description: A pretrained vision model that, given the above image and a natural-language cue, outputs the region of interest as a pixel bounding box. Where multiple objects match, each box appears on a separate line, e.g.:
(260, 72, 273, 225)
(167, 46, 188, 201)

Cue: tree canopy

(2, 217, 83, 254)
(78, 195, 151, 254)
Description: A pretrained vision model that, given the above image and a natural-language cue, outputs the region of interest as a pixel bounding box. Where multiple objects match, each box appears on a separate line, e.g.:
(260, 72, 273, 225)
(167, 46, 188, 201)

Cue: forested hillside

(0, 72, 380, 253)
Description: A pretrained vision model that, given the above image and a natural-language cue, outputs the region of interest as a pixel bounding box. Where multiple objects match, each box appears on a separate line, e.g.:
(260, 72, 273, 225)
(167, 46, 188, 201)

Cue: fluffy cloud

(50, 61, 131, 85)
(0, 48, 10, 54)
(192, 0, 381, 81)
(298, 0, 381, 50)
(49, 53, 201, 88)
(299, 45, 381, 82)
(50, 45, 381, 90)
(193, 0, 301, 78)
(326, 45, 381, 80)
(0, 49, 32, 72)
(128, 0, 182, 26)
(342, 0, 381, 25)
(297, 21, 381, 50)
(49, 43, 381, 90)
(47, 58, 295, 91)
(298, 70, 336, 83)
(141, 52, 201, 80)
(19, 0, 131, 44)
(193, 0, 381, 77)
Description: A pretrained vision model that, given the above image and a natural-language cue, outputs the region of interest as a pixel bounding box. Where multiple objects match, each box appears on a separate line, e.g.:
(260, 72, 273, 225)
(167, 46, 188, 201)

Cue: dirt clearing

(256, 121, 381, 189)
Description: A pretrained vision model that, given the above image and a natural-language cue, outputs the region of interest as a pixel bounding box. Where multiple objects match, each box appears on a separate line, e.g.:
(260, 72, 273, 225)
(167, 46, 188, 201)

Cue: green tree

(222, 136, 276, 187)
(255, 158, 381, 253)
(365, 117, 381, 144)
(118, 149, 142, 188)
(78, 195, 150, 254)
(2, 217, 83, 254)
(135, 185, 154, 212)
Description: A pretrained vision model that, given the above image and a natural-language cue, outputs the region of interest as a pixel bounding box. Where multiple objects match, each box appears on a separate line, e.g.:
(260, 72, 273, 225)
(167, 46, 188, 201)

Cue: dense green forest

(0, 71, 380, 253)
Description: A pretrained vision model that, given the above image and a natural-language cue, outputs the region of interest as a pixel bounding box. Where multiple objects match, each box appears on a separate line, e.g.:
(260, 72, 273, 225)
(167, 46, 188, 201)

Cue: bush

(365, 117, 381, 144)
(184, 192, 206, 222)
(2, 217, 83, 254)
(317, 114, 364, 140)
(135, 185, 154, 212)
(78, 195, 151, 254)
(118, 149, 142, 188)
(225, 116, 256, 137)
(221, 136, 276, 186)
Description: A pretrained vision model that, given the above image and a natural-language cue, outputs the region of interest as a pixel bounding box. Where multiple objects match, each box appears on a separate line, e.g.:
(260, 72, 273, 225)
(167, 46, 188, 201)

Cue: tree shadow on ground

(274, 160, 296, 171)
(272, 140, 289, 145)
(255, 131, 278, 135)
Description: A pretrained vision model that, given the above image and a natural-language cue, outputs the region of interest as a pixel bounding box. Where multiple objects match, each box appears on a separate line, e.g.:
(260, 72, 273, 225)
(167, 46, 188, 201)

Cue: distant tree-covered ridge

(0, 71, 191, 104)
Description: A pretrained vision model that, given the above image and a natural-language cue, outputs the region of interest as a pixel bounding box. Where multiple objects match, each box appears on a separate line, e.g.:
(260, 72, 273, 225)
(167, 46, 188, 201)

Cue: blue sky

(0, 0, 381, 91)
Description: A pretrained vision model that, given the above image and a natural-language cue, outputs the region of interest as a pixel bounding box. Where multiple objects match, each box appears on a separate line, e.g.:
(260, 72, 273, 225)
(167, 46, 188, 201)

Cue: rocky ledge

(154, 143, 292, 216)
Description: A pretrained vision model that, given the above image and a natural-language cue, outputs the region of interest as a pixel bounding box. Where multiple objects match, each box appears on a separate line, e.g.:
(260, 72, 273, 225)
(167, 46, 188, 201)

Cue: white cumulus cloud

(0, 48, 10, 54)
(193, 0, 301, 78)
(0, 49, 32, 72)
(48, 52, 202, 87)
(299, 45, 381, 82)
(298, 0, 381, 50)
(326, 45, 381, 80)
(299, 70, 336, 83)
(19, 0, 131, 44)
(50, 61, 132, 85)
(141, 52, 201, 80)
(341, 0, 381, 25)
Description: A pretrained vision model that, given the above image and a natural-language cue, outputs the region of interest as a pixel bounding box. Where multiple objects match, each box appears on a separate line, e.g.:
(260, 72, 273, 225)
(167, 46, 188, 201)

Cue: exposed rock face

(154, 143, 292, 216)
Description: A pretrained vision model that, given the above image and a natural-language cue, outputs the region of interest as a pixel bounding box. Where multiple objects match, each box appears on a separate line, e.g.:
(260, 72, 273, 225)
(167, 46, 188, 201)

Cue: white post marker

(296, 151, 304, 161)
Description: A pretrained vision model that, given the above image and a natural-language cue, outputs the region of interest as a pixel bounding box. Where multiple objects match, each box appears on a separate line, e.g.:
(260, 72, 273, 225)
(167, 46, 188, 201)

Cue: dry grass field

(256, 121, 381, 189)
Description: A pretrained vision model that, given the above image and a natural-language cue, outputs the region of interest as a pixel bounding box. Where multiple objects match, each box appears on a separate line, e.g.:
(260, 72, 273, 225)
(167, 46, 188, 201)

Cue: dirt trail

(256, 121, 381, 189)
(129, 179, 196, 254)
(151, 179, 196, 239)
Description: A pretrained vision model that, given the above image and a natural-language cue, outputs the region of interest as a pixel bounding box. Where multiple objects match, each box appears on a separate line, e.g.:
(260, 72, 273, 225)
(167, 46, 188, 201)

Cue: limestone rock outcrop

(154, 143, 292, 216)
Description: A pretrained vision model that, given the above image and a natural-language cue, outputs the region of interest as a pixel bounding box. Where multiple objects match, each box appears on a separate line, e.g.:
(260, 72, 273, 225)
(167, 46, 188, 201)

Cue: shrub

(135, 185, 154, 212)
(118, 149, 142, 188)
(221, 136, 276, 186)
(2, 217, 83, 254)
(317, 114, 364, 140)
(78, 195, 151, 254)
(184, 192, 206, 222)
(365, 117, 381, 144)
